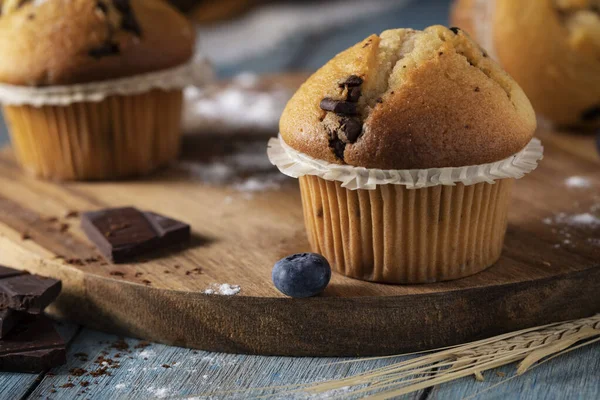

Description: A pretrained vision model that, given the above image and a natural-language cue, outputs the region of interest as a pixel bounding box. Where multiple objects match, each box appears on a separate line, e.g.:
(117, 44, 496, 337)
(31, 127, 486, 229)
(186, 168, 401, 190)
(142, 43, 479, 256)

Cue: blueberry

(272, 253, 331, 298)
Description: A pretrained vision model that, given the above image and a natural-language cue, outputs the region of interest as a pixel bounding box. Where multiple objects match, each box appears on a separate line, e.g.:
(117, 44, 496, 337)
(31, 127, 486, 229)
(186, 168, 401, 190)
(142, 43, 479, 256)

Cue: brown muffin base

(2, 89, 183, 181)
(299, 175, 514, 284)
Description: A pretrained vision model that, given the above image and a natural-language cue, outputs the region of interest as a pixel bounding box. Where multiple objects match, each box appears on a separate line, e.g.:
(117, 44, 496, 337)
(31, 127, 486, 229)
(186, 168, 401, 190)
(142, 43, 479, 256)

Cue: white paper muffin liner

(0, 59, 214, 107)
(268, 135, 543, 190)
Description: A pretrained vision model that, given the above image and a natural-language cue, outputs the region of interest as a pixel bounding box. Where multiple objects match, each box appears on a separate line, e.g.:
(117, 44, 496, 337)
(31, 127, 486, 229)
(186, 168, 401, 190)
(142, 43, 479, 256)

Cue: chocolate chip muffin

(270, 26, 542, 283)
(451, 0, 600, 129)
(0, 0, 203, 180)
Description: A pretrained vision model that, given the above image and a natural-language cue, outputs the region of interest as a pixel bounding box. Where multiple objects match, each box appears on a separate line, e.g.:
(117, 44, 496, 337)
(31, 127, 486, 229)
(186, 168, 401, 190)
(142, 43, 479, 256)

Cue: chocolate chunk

(112, 0, 142, 36)
(329, 138, 346, 160)
(0, 316, 66, 373)
(320, 98, 357, 115)
(81, 208, 191, 263)
(340, 118, 362, 143)
(450, 27, 461, 34)
(144, 212, 191, 248)
(347, 87, 361, 102)
(581, 106, 600, 122)
(121, 12, 142, 36)
(0, 266, 25, 280)
(88, 42, 120, 59)
(0, 272, 61, 314)
(112, 0, 131, 12)
(339, 75, 363, 88)
(0, 309, 24, 339)
(82, 207, 160, 263)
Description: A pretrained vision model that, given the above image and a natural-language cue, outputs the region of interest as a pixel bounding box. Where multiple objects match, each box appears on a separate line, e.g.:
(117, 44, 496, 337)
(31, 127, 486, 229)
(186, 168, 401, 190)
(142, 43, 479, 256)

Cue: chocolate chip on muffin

(88, 42, 120, 59)
(319, 98, 357, 115)
(339, 75, 364, 88)
(581, 105, 600, 122)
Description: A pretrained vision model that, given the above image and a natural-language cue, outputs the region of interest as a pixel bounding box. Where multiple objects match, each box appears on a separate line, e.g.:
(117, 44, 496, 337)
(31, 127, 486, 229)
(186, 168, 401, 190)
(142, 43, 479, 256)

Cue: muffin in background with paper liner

(0, 0, 212, 180)
(268, 25, 543, 284)
(451, 0, 600, 129)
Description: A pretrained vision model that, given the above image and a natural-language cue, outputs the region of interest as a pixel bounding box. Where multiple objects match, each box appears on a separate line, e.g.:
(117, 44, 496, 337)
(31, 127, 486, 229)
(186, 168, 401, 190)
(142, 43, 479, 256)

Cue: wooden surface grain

(0, 126, 600, 356)
(0, 126, 598, 356)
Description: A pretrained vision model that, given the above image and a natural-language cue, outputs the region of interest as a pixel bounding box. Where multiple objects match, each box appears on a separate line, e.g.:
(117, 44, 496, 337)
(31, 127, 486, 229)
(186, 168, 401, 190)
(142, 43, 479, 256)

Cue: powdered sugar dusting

(177, 141, 287, 196)
(204, 283, 241, 296)
(565, 176, 591, 188)
(147, 387, 171, 398)
(551, 212, 600, 227)
(543, 195, 600, 248)
(183, 73, 293, 134)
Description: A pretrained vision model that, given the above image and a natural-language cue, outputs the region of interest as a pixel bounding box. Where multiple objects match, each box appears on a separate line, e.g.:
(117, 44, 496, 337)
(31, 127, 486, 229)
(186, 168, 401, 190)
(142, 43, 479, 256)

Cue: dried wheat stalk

(279, 314, 600, 399)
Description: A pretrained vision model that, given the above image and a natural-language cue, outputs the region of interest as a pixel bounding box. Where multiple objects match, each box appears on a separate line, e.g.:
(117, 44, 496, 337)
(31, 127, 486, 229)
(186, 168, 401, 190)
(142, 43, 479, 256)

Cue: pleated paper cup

(268, 135, 544, 284)
(0, 61, 212, 181)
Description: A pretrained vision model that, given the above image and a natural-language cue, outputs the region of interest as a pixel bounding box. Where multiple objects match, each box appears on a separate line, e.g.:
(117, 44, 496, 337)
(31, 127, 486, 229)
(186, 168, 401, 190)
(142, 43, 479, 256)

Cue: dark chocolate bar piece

(145, 212, 191, 248)
(82, 207, 160, 263)
(0, 308, 23, 339)
(0, 273, 62, 314)
(0, 266, 25, 280)
(82, 207, 191, 263)
(0, 315, 66, 373)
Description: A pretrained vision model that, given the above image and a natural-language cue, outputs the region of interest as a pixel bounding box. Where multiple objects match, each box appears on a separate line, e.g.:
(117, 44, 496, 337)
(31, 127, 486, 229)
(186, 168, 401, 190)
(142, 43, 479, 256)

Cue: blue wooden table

(1, 0, 598, 398)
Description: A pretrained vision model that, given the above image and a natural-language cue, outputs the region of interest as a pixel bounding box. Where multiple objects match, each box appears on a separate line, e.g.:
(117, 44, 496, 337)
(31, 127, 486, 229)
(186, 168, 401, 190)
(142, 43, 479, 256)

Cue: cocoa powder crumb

(70, 367, 87, 377)
(65, 211, 79, 218)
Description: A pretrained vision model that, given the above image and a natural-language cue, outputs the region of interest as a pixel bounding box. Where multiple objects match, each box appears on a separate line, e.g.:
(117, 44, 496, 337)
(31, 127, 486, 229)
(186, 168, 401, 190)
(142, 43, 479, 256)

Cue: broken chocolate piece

(88, 42, 120, 59)
(0, 315, 66, 373)
(339, 75, 363, 88)
(340, 118, 362, 143)
(82, 207, 159, 263)
(347, 87, 361, 102)
(0, 308, 24, 339)
(320, 98, 357, 115)
(0, 271, 62, 314)
(144, 212, 191, 248)
(81, 208, 191, 263)
(0, 266, 25, 280)
(581, 105, 600, 122)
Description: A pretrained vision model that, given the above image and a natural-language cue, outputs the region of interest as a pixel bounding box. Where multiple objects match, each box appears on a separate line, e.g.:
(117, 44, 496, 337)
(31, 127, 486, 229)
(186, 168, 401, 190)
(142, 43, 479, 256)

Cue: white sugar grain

(203, 283, 241, 296)
(565, 176, 591, 188)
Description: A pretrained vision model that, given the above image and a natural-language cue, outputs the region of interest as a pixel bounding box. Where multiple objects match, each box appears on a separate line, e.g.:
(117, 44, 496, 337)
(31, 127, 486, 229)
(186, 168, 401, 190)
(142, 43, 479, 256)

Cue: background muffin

(451, 0, 600, 129)
(0, 0, 201, 180)
(272, 25, 541, 283)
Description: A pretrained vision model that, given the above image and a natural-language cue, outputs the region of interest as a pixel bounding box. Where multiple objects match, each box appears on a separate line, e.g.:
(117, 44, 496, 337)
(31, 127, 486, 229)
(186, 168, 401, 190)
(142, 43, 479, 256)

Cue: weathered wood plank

(26, 328, 425, 399)
(0, 320, 80, 400)
(429, 342, 600, 400)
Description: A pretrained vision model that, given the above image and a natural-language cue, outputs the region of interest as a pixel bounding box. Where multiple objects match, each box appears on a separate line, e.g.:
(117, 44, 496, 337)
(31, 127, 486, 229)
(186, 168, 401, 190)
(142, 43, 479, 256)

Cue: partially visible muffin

(272, 26, 541, 283)
(451, 0, 600, 129)
(0, 0, 201, 180)
(0, 0, 194, 86)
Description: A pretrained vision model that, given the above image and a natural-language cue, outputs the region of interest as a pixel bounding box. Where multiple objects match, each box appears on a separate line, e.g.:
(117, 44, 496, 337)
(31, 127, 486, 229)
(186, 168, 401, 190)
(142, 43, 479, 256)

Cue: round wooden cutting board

(0, 81, 598, 356)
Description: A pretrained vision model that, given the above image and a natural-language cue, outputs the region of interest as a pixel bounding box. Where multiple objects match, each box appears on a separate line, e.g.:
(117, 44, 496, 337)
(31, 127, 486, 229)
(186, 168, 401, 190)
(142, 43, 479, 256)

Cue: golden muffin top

(280, 25, 537, 170)
(0, 0, 195, 86)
